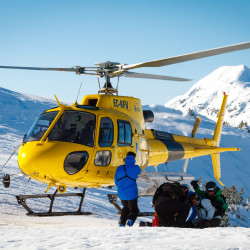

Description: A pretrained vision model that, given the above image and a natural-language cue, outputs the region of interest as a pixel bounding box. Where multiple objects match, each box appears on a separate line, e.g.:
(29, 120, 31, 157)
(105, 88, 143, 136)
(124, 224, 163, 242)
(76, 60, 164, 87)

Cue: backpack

(207, 194, 227, 216)
(152, 181, 182, 205)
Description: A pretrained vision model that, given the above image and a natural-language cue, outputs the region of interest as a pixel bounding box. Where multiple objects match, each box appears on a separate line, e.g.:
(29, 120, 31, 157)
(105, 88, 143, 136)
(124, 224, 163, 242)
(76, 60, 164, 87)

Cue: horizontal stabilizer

(192, 147, 240, 156)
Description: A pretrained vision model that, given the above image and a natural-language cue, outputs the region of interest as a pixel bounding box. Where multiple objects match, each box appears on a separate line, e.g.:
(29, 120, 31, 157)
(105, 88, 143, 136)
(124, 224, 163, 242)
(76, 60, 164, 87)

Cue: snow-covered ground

(1, 70, 250, 249)
(1, 220, 250, 249)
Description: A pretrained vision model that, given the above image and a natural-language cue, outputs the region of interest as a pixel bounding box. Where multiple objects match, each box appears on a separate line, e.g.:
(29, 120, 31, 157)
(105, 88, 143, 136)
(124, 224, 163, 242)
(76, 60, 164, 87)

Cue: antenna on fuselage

(75, 82, 83, 104)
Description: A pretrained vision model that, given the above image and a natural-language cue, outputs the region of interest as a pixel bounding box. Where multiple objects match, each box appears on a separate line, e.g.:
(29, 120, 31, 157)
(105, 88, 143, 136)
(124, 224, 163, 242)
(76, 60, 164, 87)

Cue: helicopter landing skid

(107, 194, 154, 217)
(16, 188, 92, 216)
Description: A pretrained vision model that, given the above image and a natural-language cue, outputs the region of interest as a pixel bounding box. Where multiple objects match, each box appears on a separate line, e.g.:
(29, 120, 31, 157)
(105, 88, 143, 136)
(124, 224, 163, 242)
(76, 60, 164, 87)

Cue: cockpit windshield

(26, 110, 96, 147)
(26, 111, 58, 142)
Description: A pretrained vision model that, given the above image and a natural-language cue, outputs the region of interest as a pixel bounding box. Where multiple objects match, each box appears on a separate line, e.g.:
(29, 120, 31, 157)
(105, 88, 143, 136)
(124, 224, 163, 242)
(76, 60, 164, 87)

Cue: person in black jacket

(152, 182, 190, 227)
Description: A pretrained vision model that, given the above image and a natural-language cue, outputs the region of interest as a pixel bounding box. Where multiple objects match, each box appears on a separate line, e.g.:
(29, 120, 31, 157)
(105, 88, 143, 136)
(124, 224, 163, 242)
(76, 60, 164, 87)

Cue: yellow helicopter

(1, 41, 249, 216)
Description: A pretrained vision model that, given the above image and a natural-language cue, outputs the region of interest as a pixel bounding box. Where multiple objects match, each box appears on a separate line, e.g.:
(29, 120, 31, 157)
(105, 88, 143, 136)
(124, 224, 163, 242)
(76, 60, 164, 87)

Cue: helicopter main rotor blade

(123, 41, 250, 70)
(0, 65, 98, 75)
(123, 72, 191, 81)
(0, 65, 77, 72)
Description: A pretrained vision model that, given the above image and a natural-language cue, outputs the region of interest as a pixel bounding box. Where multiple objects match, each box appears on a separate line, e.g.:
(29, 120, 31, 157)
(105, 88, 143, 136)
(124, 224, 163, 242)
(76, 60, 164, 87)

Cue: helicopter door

(116, 119, 133, 160)
(94, 116, 115, 167)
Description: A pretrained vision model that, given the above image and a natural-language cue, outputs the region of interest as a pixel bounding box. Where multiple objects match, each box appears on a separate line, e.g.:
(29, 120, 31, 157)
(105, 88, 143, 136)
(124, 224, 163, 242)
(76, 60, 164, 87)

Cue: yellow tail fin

(205, 94, 240, 185)
(211, 93, 228, 185)
(213, 93, 228, 146)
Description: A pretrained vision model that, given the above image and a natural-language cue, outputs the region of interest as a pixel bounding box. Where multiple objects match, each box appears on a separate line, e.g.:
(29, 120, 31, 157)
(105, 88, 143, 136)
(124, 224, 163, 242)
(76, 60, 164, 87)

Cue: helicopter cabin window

(94, 150, 112, 166)
(48, 111, 96, 147)
(117, 120, 132, 146)
(98, 117, 114, 147)
(64, 151, 89, 175)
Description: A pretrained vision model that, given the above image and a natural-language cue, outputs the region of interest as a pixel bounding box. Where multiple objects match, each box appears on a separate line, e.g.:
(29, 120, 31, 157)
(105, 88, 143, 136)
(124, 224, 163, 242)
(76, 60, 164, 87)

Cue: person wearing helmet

(115, 151, 141, 227)
(190, 180, 228, 216)
(181, 184, 190, 195)
(186, 193, 222, 228)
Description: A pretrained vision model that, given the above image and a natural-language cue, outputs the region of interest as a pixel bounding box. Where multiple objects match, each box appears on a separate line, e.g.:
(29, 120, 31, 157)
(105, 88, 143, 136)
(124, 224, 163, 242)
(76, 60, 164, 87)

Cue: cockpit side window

(117, 120, 132, 146)
(48, 111, 96, 147)
(98, 117, 114, 147)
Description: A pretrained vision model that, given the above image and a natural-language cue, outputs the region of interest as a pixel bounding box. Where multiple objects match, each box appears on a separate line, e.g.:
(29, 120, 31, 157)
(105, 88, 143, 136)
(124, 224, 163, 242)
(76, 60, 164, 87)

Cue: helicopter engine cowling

(143, 110, 154, 123)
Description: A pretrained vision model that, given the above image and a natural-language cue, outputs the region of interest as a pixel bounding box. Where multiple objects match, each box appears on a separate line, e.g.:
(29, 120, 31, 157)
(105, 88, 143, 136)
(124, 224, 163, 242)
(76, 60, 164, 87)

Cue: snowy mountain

(0, 87, 58, 134)
(0, 83, 249, 248)
(165, 65, 250, 130)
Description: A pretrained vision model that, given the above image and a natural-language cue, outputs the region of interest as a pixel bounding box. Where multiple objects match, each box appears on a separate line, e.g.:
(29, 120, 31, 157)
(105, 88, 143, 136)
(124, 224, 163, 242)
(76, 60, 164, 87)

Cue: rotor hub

(98, 75, 118, 95)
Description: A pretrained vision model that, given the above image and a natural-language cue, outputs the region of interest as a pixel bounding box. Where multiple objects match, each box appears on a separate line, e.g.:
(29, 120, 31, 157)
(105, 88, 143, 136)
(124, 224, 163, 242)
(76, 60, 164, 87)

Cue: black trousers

(119, 199, 139, 226)
(195, 218, 221, 229)
(155, 200, 190, 227)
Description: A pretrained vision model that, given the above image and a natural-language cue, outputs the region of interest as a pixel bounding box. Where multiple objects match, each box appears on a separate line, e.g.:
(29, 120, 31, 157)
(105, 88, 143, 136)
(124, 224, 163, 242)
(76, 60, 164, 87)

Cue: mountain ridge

(0, 87, 57, 133)
(165, 65, 250, 130)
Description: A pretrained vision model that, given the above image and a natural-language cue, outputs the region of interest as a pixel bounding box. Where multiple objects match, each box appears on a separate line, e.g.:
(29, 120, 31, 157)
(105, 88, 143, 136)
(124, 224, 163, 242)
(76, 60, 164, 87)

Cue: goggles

(206, 188, 216, 192)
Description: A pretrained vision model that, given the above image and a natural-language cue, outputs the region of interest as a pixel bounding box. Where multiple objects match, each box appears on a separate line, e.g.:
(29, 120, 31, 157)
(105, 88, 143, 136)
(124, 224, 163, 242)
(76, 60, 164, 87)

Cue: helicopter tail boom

(145, 94, 240, 185)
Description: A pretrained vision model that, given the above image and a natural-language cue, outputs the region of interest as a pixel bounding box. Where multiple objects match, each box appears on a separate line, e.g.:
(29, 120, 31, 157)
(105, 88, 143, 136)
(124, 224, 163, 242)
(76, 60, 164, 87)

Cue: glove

(191, 180, 199, 189)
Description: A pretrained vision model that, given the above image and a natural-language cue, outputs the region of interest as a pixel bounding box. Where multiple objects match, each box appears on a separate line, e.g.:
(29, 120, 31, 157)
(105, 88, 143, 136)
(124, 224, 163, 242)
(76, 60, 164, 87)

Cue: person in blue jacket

(114, 151, 141, 227)
(181, 184, 197, 222)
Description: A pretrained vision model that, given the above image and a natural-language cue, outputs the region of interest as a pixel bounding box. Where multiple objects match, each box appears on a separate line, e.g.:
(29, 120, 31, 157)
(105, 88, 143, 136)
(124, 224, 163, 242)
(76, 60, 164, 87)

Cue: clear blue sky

(0, 0, 250, 105)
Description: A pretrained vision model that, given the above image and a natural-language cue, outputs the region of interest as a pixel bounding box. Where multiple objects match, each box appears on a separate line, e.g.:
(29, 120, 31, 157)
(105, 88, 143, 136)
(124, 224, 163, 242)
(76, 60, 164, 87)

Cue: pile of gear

(145, 180, 228, 228)
(152, 181, 190, 227)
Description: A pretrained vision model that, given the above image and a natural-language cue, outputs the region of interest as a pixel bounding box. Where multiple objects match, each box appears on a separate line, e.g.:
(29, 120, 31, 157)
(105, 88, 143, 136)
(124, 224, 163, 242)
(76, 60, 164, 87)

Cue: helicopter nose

(18, 144, 41, 175)
(17, 142, 90, 178)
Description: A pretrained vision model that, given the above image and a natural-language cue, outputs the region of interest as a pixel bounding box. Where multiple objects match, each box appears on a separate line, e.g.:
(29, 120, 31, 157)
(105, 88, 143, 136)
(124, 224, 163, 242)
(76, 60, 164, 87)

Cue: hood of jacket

(124, 155, 135, 166)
